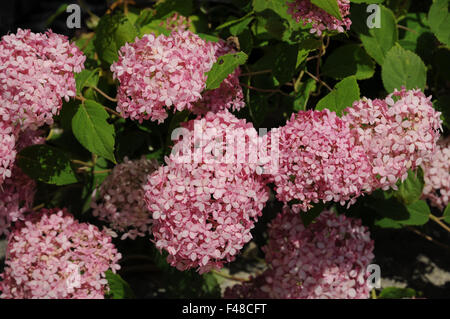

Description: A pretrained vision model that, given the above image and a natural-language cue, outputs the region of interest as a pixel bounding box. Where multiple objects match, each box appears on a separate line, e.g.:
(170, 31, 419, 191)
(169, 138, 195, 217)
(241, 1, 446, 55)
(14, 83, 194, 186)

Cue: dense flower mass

(145, 111, 269, 273)
(343, 88, 442, 191)
(111, 30, 245, 123)
(287, 0, 352, 35)
(224, 274, 270, 299)
(161, 13, 191, 31)
(0, 122, 17, 184)
(0, 209, 121, 299)
(421, 137, 450, 210)
(0, 29, 85, 129)
(91, 157, 159, 240)
(0, 129, 44, 235)
(261, 208, 374, 298)
(0, 166, 35, 236)
(111, 30, 216, 123)
(264, 109, 372, 212)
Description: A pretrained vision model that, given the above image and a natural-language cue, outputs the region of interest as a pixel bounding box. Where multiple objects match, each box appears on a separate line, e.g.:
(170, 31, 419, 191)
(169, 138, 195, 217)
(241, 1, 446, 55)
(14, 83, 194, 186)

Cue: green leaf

(94, 12, 138, 65)
(311, 0, 342, 20)
(381, 44, 427, 92)
(379, 287, 416, 299)
(300, 202, 326, 227)
(75, 69, 100, 95)
(369, 194, 429, 228)
(153, 0, 194, 19)
(46, 3, 69, 26)
(216, 12, 254, 34)
(350, 0, 384, 3)
(428, 0, 450, 47)
(401, 200, 430, 226)
(435, 95, 450, 129)
(394, 168, 424, 205)
(273, 43, 299, 84)
(293, 78, 316, 111)
(323, 44, 375, 80)
(72, 100, 116, 163)
(105, 270, 135, 299)
(17, 145, 78, 186)
(230, 16, 255, 36)
(398, 13, 435, 63)
(353, 5, 398, 65)
(205, 52, 248, 90)
(444, 204, 450, 224)
(374, 217, 402, 228)
(316, 76, 360, 115)
(252, 0, 291, 21)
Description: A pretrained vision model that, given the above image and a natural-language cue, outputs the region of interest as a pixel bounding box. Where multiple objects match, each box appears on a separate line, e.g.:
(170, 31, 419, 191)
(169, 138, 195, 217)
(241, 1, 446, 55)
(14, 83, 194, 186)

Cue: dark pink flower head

(265, 109, 372, 212)
(224, 274, 270, 299)
(0, 29, 85, 129)
(0, 208, 122, 299)
(144, 111, 269, 273)
(344, 88, 442, 191)
(421, 136, 450, 210)
(161, 13, 192, 32)
(111, 30, 216, 123)
(261, 208, 374, 299)
(91, 157, 159, 240)
(287, 0, 352, 36)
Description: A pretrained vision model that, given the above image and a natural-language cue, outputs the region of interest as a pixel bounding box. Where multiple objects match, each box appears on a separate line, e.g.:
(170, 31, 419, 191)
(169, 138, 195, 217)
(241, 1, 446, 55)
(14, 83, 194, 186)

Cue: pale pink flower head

(287, 0, 352, 36)
(343, 88, 442, 191)
(0, 208, 122, 299)
(261, 208, 374, 299)
(0, 29, 85, 129)
(91, 157, 160, 240)
(0, 122, 17, 184)
(0, 166, 35, 236)
(111, 30, 216, 123)
(421, 137, 450, 210)
(144, 111, 269, 273)
(265, 109, 373, 212)
(0, 129, 44, 234)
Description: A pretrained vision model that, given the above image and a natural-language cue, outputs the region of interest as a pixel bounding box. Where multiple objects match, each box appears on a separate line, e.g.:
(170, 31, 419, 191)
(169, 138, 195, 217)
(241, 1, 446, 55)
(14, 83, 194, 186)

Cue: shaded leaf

(17, 145, 78, 186)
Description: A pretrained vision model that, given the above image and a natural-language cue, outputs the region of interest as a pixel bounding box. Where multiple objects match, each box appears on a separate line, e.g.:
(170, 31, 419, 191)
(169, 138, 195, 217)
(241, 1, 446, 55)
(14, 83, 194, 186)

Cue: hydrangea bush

(0, 0, 448, 299)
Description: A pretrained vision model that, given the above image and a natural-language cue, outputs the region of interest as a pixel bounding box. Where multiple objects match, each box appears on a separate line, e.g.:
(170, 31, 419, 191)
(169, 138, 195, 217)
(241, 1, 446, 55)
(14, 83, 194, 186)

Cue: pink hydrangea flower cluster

(264, 109, 373, 212)
(0, 166, 36, 237)
(91, 157, 160, 240)
(111, 30, 245, 123)
(193, 40, 245, 114)
(343, 88, 442, 191)
(0, 122, 17, 184)
(421, 137, 450, 210)
(0, 29, 85, 129)
(0, 208, 122, 299)
(0, 129, 44, 235)
(161, 13, 191, 31)
(111, 30, 216, 123)
(287, 0, 352, 36)
(144, 111, 269, 273)
(262, 208, 374, 298)
(224, 274, 270, 299)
